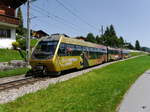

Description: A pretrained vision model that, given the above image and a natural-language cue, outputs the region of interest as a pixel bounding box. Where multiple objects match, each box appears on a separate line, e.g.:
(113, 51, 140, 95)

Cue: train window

(72, 45, 82, 56)
(32, 41, 58, 59)
(88, 47, 90, 52)
(72, 50, 82, 56)
(92, 48, 95, 52)
(59, 43, 83, 56)
(99, 48, 102, 52)
(90, 47, 93, 52)
(96, 48, 99, 52)
(75, 45, 82, 51)
(101, 49, 106, 53)
(108, 50, 113, 54)
(67, 44, 76, 50)
(58, 43, 67, 56)
(67, 44, 72, 49)
(60, 43, 65, 48)
(83, 46, 87, 51)
(66, 44, 74, 56)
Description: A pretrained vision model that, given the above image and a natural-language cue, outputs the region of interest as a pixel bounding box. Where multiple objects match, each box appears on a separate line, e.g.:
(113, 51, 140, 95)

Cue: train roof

(122, 50, 130, 54)
(41, 34, 107, 49)
(108, 47, 121, 51)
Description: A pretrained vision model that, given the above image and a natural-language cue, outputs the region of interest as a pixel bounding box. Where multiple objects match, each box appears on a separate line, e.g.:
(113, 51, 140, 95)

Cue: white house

(0, 0, 27, 48)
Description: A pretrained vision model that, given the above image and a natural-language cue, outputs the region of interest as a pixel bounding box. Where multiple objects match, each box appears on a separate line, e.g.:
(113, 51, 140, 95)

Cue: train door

(58, 43, 68, 70)
(81, 47, 89, 68)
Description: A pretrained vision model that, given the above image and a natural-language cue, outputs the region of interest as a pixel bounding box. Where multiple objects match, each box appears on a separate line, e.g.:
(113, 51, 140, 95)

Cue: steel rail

(0, 77, 47, 92)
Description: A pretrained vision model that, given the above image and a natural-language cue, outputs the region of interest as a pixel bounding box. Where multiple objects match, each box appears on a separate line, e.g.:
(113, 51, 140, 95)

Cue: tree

(125, 42, 134, 49)
(118, 36, 124, 48)
(85, 25, 127, 48)
(86, 33, 96, 43)
(96, 35, 100, 44)
(100, 25, 119, 47)
(135, 40, 141, 50)
(141, 47, 150, 52)
(109, 25, 119, 47)
(96, 35, 104, 44)
(16, 7, 24, 36)
(102, 26, 110, 46)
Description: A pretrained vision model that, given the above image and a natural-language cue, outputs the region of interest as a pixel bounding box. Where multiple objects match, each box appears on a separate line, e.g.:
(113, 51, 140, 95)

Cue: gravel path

(118, 70, 150, 112)
(0, 56, 141, 104)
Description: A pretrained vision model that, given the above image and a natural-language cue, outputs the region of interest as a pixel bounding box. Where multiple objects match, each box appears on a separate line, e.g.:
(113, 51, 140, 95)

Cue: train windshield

(32, 41, 58, 59)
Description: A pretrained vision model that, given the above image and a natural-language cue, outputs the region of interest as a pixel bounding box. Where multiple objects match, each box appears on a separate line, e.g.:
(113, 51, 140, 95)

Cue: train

(26, 34, 130, 76)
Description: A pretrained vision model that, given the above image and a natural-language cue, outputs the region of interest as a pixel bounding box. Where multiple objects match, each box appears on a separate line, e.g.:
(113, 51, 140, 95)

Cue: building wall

(0, 25, 16, 49)
(11, 28, 16, 40)
(0, 1, 26, 49)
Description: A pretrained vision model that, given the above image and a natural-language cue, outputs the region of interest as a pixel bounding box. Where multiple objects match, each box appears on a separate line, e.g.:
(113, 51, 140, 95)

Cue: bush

(12, 41, 20, 50)
(15, 38, 38, 50)
(17, 38, 26, 50)
(31, 39, 38, 48)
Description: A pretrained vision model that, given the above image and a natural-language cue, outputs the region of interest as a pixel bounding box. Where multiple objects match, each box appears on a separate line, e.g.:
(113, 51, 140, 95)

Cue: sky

(21, 0, 150, 47)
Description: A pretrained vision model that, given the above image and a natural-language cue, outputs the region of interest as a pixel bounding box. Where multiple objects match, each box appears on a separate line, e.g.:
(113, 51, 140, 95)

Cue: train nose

(32, 65, 49, 76)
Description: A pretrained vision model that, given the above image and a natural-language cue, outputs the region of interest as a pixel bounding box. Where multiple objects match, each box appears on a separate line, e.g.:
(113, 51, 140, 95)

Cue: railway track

(0, 77, 47, 92)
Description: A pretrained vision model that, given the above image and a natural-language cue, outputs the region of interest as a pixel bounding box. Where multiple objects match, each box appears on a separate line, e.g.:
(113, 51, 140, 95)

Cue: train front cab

(29, 36, 62, 76)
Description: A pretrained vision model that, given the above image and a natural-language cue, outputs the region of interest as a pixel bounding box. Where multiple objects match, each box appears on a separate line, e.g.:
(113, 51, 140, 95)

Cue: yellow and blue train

(27, 34, 129, 76)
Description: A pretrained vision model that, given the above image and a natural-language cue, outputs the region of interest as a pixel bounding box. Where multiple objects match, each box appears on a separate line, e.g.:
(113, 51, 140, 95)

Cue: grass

(0, 39, 38, 62)
(129, 51, 145, 57)
(1, 56, 150, 112)
(0, 49, 25, 62)
(30, 39, 38, 48)
(0, 68, 29, 78)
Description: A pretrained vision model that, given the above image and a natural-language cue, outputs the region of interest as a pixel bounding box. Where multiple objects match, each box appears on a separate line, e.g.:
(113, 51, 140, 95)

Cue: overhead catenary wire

(55, 0, 98, 31)
(31, 9, 81, 33)
(16, 0, 82, 33)
(31, 3, 82, 30)
(30, 6, 82, 34)
(60, 0, 104, 34)
(30, 16, 81, 35)
(29, 0, 97, 33)
(16, 0, 98, 33)
(32, 3, 81, 31)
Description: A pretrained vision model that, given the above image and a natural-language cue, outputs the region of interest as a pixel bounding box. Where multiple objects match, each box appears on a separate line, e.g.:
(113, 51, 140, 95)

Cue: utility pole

(101, 25, 104, 35)
(26, 0, 31, 64)
(98, 25, 104, 36)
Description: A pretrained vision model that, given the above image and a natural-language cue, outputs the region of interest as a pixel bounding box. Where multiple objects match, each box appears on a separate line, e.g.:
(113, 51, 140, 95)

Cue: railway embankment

(0, 67, 28, 78)
(0, 49, 24, 62)
(0, 60, 27, 71)
(0, 48, 28, 78)
(0, 55, 150, 112)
